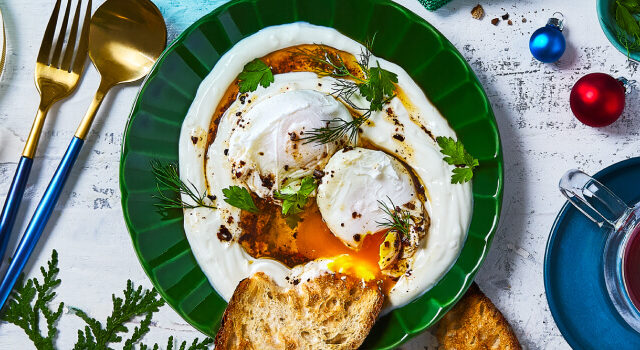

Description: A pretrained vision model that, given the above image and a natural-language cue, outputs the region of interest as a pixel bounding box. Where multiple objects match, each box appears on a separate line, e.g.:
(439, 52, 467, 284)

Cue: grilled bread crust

(215, 272, 384, 350)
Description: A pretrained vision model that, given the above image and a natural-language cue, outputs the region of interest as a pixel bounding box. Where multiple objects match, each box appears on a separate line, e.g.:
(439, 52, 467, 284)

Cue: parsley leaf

(437, 136, 468, 165)
(358, 63, 398, 111)
(436, 136, 479, 184)
(619, 0, 640, 13)
(1, 250, 63, 350)
(613, 0, 640, 56)
(237, 58, 274, 93)
(274, 177, 317, 227)
(451, 167, 475, 184)
(222, 186, 259, 213)
(617, 3, 640, 37)
(284, 214, 302, 230)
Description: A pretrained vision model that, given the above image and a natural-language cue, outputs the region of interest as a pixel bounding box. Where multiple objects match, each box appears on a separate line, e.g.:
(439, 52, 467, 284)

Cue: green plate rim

(119, 0, 504, 348)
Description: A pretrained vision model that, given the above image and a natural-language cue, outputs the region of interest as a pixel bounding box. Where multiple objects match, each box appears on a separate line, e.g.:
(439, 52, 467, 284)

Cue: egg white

(179, 23, 473, 313)
(317, 147, 423, 250)
(228, 89, 351, 198)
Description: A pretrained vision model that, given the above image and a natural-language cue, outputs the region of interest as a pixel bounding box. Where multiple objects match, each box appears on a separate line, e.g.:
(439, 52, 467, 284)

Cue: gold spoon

(0, 0, 166, 309)
(77, 0, 167, 138)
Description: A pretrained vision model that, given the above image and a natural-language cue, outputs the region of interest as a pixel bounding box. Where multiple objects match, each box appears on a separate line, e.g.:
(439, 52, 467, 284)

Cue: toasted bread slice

(215, 272, 384, 350)
(436, 283, 521, 350)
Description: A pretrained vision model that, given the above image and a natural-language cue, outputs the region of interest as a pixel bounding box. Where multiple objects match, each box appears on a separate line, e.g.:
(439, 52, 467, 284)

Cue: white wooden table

(1, 0, 637, 348)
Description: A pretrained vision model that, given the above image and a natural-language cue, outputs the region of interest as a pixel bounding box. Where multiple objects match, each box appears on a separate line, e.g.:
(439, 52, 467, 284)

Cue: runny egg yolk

(296, 206, 397, 294)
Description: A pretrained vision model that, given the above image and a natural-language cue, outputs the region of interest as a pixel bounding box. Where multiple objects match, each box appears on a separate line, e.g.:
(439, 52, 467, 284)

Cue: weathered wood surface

(1, 0, 637, 348)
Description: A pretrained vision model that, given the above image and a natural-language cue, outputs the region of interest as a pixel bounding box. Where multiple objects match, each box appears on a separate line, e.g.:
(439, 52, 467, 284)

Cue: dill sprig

(376, 196, 412, 237)
(151, 160, 215, 210)
(293, 38, 398, 145)
(300, 116, 366, 146)
(2, 249, 213, 350)
(293, 45, 359, 79)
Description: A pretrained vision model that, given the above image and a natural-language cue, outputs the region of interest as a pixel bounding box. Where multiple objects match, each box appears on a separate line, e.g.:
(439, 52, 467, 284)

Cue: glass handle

(559, 169, 632, 230)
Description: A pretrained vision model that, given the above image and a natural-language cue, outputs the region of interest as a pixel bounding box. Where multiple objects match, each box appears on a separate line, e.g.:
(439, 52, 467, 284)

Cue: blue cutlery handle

(0, 157, 34, 262)
(0, 137, 84, 309)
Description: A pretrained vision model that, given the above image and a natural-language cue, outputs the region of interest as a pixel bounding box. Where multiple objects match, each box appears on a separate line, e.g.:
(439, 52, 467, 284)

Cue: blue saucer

(545, 157, 640, 349)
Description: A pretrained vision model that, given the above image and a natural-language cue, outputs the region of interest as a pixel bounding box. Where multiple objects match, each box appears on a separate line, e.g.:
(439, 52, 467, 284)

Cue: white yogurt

(178, 23, 473, 313)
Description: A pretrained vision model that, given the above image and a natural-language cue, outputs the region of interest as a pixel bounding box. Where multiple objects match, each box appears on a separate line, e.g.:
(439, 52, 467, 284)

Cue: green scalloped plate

(119, 0, 503, 348)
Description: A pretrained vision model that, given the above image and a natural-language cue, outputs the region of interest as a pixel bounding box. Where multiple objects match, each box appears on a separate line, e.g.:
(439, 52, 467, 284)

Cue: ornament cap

(547, 12, 565, 31)
(616, 77, 636, 94)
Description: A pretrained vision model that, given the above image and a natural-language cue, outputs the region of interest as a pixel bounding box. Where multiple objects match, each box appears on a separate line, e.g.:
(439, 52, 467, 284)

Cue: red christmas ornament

(570, 73, 626, 127)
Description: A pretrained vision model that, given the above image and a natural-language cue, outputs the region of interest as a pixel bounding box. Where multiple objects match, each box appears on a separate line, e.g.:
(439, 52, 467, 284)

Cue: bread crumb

(522, 17, 527, 23)
(508, 19, 513, 25)
(471, 4, 484, 20)
(501, 13, 509, 20)
(491, 18, 499, 25)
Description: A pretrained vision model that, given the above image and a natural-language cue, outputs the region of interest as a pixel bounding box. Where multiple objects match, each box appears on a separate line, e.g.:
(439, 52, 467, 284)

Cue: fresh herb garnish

(1, 250, 213, 349)
(222, 185, 259, 213)
(1, 250, 63, 350)
(70, 280, 165, 349)
(273, 177, 317, 228)
(436, 136, 479, 184)
(614, 0, 640, 57)
(359, 63, 398, 111)
(376, 196, 412, 237)
(295, 38, 398, 145)
(139, 337, 214, 350)
(238, 58, 274, 93)
(151, 160, 215, 211)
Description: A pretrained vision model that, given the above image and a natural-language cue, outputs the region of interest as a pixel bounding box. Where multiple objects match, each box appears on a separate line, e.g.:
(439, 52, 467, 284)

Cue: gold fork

(0, 0, 91, 260)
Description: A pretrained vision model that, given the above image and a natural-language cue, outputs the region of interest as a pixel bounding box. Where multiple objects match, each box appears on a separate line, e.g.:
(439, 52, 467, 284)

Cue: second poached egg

(317, 147, 422, 250)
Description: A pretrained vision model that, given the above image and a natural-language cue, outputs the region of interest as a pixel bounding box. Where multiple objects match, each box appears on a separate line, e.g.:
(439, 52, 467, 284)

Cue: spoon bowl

(89, 0, 166, 85)
(76, 0, 166, 138)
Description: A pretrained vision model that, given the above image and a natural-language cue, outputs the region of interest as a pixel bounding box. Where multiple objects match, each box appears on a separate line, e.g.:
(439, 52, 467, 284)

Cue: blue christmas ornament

(529, 13, 566, 63)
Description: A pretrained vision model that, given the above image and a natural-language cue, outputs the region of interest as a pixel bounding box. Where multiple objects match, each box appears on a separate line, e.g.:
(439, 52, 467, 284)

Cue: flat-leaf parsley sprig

(273, 176, 317, 228)
(294, 39, 398, 144)
(376, 196, 412, 237)
(1, 250, 213, 349)
(222, 186, 259, 214)
(436, 136, 479, 184)
(238, 58, 274, 93)
(613, 0, 640, 57)
(151, 160, 215, 211)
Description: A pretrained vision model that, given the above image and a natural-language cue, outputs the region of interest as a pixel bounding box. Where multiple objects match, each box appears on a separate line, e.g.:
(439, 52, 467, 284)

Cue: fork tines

(38, 0, 91, 73)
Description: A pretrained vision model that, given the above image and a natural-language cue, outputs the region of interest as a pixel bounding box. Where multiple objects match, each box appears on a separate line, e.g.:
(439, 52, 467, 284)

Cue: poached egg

(228, 89, 352, 198)
(317, 148, 423, 250)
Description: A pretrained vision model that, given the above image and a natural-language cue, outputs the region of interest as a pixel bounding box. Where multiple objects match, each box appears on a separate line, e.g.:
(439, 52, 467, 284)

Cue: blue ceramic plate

(545, 157, 640, 349)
